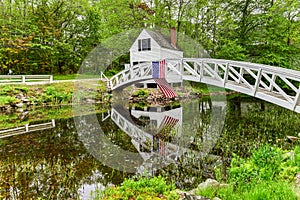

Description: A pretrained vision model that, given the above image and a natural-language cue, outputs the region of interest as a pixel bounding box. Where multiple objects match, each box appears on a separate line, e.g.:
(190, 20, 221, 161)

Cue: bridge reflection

(108, 99, 226, 173)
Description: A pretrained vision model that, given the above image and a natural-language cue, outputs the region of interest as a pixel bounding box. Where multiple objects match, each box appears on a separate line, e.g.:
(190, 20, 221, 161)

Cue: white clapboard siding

(130, 30, 161, 65)
(160, 48, 183, 60)
(130, 29, 183, 66)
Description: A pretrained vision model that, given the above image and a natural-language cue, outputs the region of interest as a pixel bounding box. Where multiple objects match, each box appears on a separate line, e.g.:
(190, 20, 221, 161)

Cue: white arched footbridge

(107, 58, 300, 113)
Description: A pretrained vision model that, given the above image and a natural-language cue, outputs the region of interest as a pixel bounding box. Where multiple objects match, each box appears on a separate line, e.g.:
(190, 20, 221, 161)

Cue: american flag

(157, 115, 179, 157)
(154, 78, 177, 98)
(158, 115, 179, 134)
(152, 60, 165, 78)
(152, 60, 177, 98)
(159, 139, 166, 157)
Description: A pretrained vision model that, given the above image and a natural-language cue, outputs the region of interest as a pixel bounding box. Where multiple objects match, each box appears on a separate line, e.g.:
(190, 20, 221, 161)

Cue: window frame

(138, 38, 151, 51)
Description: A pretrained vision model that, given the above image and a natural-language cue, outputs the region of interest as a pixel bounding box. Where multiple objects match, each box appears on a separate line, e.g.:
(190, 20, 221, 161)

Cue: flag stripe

(158, 115, 179, 132)
(154, 78, 177, 98)
(152, 60, 166, 78)
(159, 139, 166, 157)
(152, 60, 177, 98)
(158, 115, 179, 157)
(160, 60, 165, 78)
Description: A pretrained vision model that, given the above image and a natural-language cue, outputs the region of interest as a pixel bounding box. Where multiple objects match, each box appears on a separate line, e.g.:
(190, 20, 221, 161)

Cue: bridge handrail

(108, 58, 300, 113)
(109, 62, 153, 89)
(111, 62, 152, 79)
(167, 58, 300, 80)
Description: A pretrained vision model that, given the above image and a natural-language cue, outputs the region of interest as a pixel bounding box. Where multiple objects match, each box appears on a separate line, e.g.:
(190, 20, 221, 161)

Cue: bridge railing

(109, 62, 152, 90)
(108, 58, 300, 112)
(111, 108, 153, 149)
(167, 58, 300, 112)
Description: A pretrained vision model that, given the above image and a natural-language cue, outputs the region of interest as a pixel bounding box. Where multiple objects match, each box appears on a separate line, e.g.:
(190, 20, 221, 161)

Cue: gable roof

(143, 29, 181, 51)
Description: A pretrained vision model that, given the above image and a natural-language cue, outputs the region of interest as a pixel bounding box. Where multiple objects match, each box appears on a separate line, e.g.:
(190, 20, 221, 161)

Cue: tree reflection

(0, 117, 131, 199)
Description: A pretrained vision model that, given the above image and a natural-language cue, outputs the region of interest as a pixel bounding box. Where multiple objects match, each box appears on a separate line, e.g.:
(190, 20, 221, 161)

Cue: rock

(295, 173, 300, 199)
(295, 173, 300, 186)
(197, 179, 228, 190)
(86, 99, 95, 103)
(16, 108, 23, 113)
(283, 152, 295, 161)
(15, 102, 24, 108)
(176, 190, 210, 200)
(212, 197, 222, 200)
(16, 94, 24, 99)
(197, 179, 219, 190)
(18, 111, 29, 120)
(22, 98, 29, 103)
(287, 135, 299, 142)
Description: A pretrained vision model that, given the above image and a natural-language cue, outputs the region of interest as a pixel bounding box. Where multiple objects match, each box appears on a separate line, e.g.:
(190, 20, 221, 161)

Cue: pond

(0, 94, 299, 199)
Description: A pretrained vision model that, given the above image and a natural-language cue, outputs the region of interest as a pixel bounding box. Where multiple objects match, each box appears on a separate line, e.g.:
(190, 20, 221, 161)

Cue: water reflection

(0, 96, 299, 198)
(105, 99, 226, 175)
(0, 119, 55, 139)
(0, 117, 131, 199)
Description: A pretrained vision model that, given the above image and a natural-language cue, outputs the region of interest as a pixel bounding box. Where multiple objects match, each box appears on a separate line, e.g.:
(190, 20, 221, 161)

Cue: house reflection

(110, 98, 226, 173)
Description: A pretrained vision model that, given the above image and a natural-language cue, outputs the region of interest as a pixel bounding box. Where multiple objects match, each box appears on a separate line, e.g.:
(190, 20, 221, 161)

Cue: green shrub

(251, 145, 282, 180)
(197, 180, 297, 200)
(242, 181, 297, 200)
(198, 145, 300, 200)
(132, 89, 149, 97)
(0, 86, 13, 95)
(46, 86, 56, 95)
(104, 69, 119, 77)
(0, 96, 19, 106)
(15, 86, 27, 94)
(97, 176, 178, 200)
(229, 145, 288, 185)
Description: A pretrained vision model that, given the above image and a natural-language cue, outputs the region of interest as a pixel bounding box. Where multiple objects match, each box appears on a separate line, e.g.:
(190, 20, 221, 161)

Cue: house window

(138, 38, 151, 51)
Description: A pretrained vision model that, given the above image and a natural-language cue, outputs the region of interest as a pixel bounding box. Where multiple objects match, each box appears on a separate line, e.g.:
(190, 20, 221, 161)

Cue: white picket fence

(0, 75, 53, 84)
(0, 119, 55, 139)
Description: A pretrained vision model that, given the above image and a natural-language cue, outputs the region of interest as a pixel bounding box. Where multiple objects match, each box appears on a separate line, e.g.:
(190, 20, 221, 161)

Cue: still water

(0, 95, 299, 199)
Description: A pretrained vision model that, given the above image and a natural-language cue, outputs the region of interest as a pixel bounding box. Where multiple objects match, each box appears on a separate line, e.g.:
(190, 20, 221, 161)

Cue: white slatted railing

(108, 58, 300, 113)
(0, 119, 55, 139)
(0, 75, 53, 84)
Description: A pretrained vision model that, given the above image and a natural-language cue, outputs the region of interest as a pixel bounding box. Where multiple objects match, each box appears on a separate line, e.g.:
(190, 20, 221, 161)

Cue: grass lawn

(53, 74, 100, 80)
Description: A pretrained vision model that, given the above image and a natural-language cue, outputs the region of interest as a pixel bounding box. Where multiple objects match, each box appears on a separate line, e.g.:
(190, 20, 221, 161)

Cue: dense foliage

(0, 0, 299, 74)
(197, 145, 300, 199)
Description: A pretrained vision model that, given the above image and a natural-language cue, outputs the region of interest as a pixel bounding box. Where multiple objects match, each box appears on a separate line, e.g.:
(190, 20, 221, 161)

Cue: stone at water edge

(15, 102, 24, 108)
(287, 135, 299, 142)
(18, 111, 29, 120)
(175, 189, 210, 200)
(295, 173, 300, 199)
(197, 179, 219, 190)
(295, 173, 300, 187)
(197, 179, 228, 191)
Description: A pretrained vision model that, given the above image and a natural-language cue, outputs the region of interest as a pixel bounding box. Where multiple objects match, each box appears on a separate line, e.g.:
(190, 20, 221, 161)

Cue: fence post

(49, 75, 53, 83)
(52, 119, 55, 127)
(25, 124, 29, 132)
(22, 75, 25, 83)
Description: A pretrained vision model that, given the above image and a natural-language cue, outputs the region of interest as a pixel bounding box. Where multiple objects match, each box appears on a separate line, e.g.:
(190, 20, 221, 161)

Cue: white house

(129, 28, 184, 87)
(130, 28, 183, 66)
